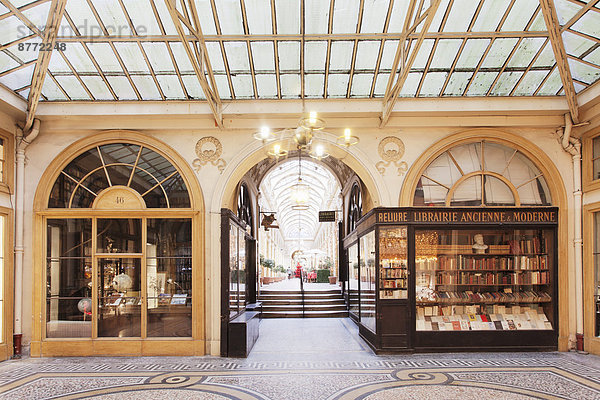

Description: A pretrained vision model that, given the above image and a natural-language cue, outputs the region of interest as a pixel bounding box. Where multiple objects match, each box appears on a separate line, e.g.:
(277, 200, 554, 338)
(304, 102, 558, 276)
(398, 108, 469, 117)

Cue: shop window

(0, 138, 4, 184)
(48, 143, 190, 208)
(348, 183, 362, 233)
(359, 231, 376, 332)
(348, 244, 359, 318)
(594, 212, 600, 337)
(593, 136, 600, 182)
(414, 141, 551, 207)
(237, 183, 253, 236)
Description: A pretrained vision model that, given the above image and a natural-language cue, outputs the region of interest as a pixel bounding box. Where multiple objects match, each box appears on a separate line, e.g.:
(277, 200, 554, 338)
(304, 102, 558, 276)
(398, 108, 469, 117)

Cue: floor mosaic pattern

(0, 319, 598, 399)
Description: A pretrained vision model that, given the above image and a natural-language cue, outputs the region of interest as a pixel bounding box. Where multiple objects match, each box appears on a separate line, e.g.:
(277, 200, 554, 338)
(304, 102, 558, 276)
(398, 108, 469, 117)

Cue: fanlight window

(48, 143, 190, 208)
(348, 183, 362, 233)
(414, 141, 551, 207)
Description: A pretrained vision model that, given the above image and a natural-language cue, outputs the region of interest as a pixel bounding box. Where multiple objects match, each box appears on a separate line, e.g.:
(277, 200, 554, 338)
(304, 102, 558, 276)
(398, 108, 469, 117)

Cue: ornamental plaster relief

(375, 136, 409, 176)
(192, 136, 227, 173)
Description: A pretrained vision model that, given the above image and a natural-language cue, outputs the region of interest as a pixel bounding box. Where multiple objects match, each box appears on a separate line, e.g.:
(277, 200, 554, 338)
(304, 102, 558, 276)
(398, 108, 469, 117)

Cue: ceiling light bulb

(260, 126, 270, 139)
(344, 128, 351, 141)
(315, 144, 325, 157)
(274, 144, 281, 154)
(309, 111, 317, 124)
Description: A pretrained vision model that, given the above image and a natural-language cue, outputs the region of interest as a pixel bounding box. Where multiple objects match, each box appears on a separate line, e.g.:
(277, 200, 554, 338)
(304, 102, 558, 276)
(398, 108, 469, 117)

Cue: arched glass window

(413, 141, 551, 207)
(48, 143, 190, 208)
(347, 183, 362, 232)
(237, 183, 253, 235)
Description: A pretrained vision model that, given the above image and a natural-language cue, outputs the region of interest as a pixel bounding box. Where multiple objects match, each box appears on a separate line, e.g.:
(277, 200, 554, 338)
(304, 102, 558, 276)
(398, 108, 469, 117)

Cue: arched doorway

(31, 131, 205, 357)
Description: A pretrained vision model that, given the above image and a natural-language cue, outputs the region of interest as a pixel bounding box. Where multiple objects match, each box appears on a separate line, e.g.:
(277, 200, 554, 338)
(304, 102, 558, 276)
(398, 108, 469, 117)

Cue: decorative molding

(376, 136, 408, 176)
(193, 136, 226, 173)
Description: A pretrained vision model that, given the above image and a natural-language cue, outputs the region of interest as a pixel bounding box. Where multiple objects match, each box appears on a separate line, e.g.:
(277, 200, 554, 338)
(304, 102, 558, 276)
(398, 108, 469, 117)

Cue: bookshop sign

(375, 208, 558, 225)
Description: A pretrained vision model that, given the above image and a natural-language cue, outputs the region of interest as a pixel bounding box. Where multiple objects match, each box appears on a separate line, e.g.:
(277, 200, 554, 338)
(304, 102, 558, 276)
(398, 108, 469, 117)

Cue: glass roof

(0, 0, 599, 102)
(260, 157, 340, 250)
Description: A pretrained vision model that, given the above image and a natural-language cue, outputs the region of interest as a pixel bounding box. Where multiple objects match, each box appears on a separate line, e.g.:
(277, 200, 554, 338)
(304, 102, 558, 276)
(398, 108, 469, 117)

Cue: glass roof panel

(21, 1, 50, 30)
(153, 0, 177, 35)
(387, 0, 410, 33)
(18, 87, 29, 99)
(0, 63, 33, 90)
(481, 38, 519, 68)
(355, 41, 380, 70)
(193, 0, 218, 35)
(305, 2, 330, 35)
(214, 0, 244, 35)
(500, 0, 538, 31)
(5, 38, 39, 64)
(471, 0, 510, 31)
(54, 75, 91, 100)
(223, 42, 250, 73)
(141, 42, 175, 73)
(554, 0, 582, 26)
(93, 0, 132, 37)
(506, 37, 546, 68)
(455, 39, 490, 69)
(568, 58, 600, 85)
(327, 73, 350, 97)
(399, 72, 421, 97)
(114, 42, 148, 73)
(131, 75, 161, 100)
(215, 75, 231, 99)
(412, 40, 435, 70)
(378, 40, 399, 71)
(513, 70, 549, 96)
(63, 0, 102, 37)
(536, 69, 562, 95)
(573, 81, 586, 92)
(571, 11, 600, 39)
(0, 15, 32, 45)
(528, 10, 547, 31)
(350, 73, 374, 97)
(490, 71, 523, 96)
(231, 74, 254, 98)
(278, 41, 300, 72)
(41, 73, 68, 100)
(329, 41, 354, 72)
(245, 0, 273, 34)
(428, 0, 450, 32)
(332, 0, 359, 34)
(280, 73, 300, 98)
(275, 0, 300, 34)
(0, 51, 19, 73)
(419, 71, 447, 96)
(251, 41, 275, 72)
(156, 75, 185, 99)
(0, 4, 8, 15)
(122, 1, 162, 35)
(86, 43, 122, 72)
(304, 41, 327, 72)
(443, 71, 472, 96)
(62, 42, 97, 73)
(562, 31, 596, 58)
(443, 0, 478, 32)
(584, 47, 600, 67)
(80, 75, 114, 100)
(466, 71, 499, 95)
(255, 74, 277, 98)
(373, 72, 389, 96)
(169, 42, 194, 73)
(106, 75, 137, 100)
(532, 41, 556, 68)
(305, 73, 324, 98)
(181, 75, 206, 99)
(205, 42, 226, 73)
(360, 0, 389, 33)
(430, 39, 462, 69)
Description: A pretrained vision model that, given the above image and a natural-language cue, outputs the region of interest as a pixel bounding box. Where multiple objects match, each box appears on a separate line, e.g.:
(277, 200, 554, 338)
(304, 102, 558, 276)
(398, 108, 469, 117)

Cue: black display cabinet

(344, 207, 558, 353)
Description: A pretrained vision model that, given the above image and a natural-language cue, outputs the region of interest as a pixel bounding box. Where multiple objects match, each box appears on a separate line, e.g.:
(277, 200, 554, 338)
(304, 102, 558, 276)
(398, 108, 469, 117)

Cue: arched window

(237, 183, 253, 235)
(48, 143, 190, 208)
(413, 140, 551, 207)
(347, 183, 362, 232)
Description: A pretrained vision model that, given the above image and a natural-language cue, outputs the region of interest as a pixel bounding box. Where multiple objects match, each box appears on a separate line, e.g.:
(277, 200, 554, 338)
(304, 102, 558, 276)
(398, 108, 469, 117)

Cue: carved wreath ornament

(192, 136, 226, 173)
(375, 136, 408, 176)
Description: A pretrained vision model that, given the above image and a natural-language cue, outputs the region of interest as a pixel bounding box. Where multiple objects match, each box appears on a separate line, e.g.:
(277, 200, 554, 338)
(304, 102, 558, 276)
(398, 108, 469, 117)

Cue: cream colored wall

(18, 110, 579, 355)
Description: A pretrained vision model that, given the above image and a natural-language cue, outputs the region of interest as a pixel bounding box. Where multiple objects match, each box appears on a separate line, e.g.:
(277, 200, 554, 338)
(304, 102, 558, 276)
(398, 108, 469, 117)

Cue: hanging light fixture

(290, 151, 310, 211)
(267, 142, 288, 159)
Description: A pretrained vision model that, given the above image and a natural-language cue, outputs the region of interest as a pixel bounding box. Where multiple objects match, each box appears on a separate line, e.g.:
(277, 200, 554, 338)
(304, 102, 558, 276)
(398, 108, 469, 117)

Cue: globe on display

(112, 274, 133, 291)
(77, 298, 92, 314)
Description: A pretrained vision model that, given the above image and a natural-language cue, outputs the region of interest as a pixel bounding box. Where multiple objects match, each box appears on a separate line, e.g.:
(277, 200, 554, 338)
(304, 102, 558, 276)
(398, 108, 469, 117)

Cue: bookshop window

(48, 143, 190, 208)
(415, 228, 555, 332)
(0, 138, 4, 183)
(348, 183, 362, 233)
(594, 213, 600, 336)
(593, 136, 600, 181)
(0, 215, 4, 342)
(229, 225, 247, 318)
(237, 184, 253, 236)
(46, 218, 192, 338)
(359, 231, 376, 332)
(414, 141, 551, 207)
(348, 244, 359, 317)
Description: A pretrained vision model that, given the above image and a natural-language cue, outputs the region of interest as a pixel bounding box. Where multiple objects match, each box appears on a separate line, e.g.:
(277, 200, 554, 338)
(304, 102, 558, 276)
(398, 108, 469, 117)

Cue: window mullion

(141, 218, 148, 339)
(91, 217, 98, 339)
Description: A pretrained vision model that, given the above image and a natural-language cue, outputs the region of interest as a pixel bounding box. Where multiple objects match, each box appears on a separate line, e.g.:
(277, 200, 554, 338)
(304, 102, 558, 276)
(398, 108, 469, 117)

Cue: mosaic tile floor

(0, 319, 598, 399)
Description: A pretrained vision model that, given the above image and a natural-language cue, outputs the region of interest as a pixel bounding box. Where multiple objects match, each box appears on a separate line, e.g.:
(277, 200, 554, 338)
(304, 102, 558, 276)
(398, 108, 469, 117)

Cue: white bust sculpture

(472, 233, 488, 254)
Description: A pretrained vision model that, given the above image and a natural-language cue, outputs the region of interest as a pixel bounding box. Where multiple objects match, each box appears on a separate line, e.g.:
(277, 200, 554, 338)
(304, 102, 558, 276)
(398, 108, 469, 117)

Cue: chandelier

(290, 151, 310, 211)
(253, 111, 359, 160)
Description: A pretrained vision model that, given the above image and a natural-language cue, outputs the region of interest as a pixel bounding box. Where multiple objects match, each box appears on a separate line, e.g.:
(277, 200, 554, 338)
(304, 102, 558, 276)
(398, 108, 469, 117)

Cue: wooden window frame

(0, 208, 13, 361)
(0, 130, 14, 195)
(583, 129, 600, 192)
(583, 202, 600, 355)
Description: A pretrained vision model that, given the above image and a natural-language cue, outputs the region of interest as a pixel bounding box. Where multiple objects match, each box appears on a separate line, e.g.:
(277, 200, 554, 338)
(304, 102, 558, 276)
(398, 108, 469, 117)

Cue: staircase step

(262, 310, 349, 318)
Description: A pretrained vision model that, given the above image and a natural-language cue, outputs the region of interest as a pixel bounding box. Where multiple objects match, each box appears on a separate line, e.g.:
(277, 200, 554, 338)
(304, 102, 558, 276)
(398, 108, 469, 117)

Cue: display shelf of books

(415, 229, 554, 332)
(379, 226, 408, 300)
